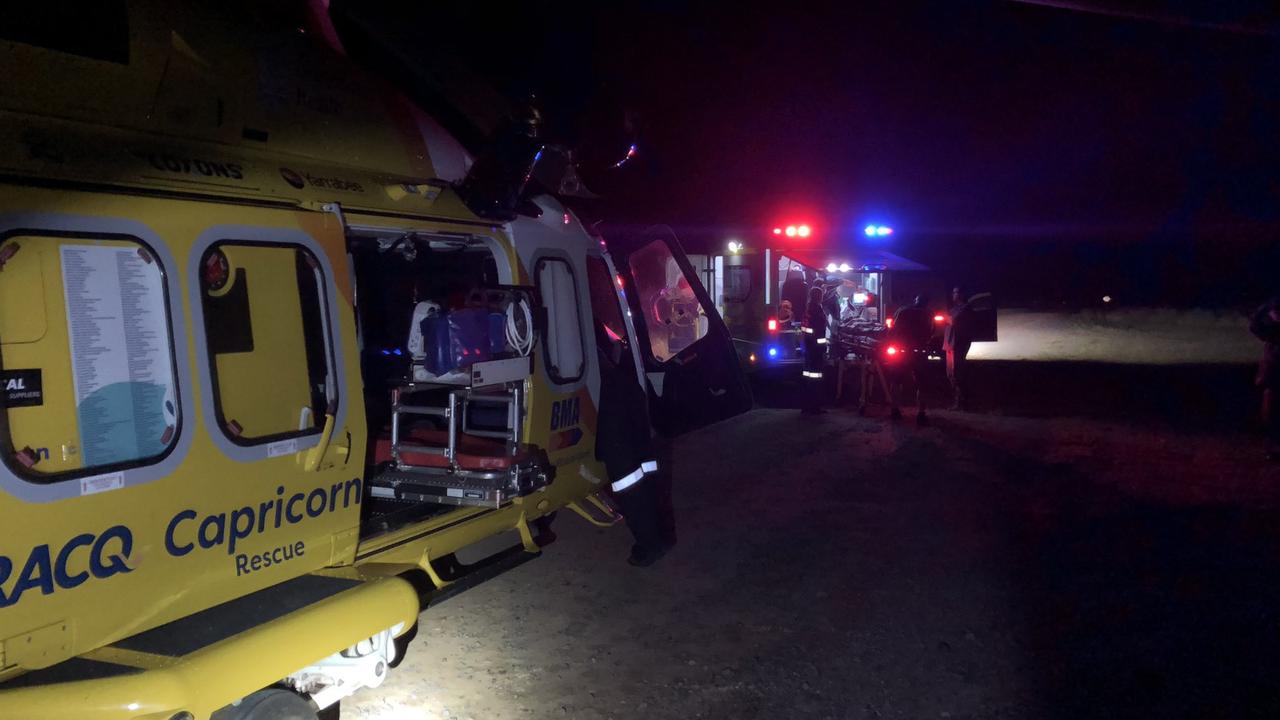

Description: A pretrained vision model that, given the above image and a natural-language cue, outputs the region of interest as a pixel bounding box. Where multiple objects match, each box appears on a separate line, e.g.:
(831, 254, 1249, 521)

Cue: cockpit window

(2, 2, 130, 64)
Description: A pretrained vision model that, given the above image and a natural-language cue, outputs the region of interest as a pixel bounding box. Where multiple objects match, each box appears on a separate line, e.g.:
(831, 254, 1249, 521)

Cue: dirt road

(347, 373, 1280, 720)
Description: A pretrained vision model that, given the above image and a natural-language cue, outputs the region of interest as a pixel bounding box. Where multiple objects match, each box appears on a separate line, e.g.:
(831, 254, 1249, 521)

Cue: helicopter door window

(586, 256, 628, 347)
(535, 257, 585, 384)
(628, 239, 711, 362)
(0, 234, 181, 480)
(199, 242, 336, 445)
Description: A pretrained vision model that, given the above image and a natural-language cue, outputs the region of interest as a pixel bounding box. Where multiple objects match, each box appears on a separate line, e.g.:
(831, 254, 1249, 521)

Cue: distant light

(934, 314, 945, 323)
(773, 227, 783, 235)
(1103, 295, 1112, 303)
(749, 352, 757, 363)
(612, 143, 638, 168)
(853, 292, 868, 304)
(826, 262, 838, 272)
(727, 240, 742, 254)
(563, 213, 571, 225)
(877, 226, 893, 236)
(839, 263, 851, 273)
(785, 225, 798, 237)
(768, 346, 779, 358)
(885, 345, 898, 356)
(797, 224, 811, 238)
(767, 318, 778, 332)
(885, 317, 894, 329)
(865, 224, 894, 237)
(865, 225, 877, 237)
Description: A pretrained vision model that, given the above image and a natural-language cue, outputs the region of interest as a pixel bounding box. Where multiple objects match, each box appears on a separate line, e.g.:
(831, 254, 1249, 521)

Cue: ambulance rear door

(610, 226, 752, 437)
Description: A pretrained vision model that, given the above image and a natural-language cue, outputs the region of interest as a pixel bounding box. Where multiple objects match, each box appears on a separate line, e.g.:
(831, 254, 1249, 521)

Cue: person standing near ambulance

(593, 322, 670, 566)
(945, 285, 974, 411)
(891, 294, 933, 426)
(801, 285, 828, 414)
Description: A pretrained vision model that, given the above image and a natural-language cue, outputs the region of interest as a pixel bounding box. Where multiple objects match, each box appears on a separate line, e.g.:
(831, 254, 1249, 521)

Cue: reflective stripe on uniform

(641, 460, 658, 473)
(611, 465, 646, 492)
(816, 337, 828, 344)
(801, 327, 815, 334)
(802, 370, 824, 379)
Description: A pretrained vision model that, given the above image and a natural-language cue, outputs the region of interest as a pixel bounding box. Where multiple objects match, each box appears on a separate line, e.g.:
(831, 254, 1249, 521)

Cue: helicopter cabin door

(611, 226, 752, 437)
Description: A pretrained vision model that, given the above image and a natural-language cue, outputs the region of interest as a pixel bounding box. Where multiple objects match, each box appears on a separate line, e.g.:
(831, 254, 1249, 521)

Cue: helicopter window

(586, 256, 627, 348)
(1, 2, 130, 64)
(535, 257, 585, 384)
(629, 239, 710, 363)
(199, 242, 335, 445)
(0, 234, 181, 481)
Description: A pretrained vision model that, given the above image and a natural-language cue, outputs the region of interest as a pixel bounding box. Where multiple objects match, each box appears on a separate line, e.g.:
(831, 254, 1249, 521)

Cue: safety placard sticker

(61, 244, 178, 467)
(267, 438, 299, 458)
(80, 471, 125, 496)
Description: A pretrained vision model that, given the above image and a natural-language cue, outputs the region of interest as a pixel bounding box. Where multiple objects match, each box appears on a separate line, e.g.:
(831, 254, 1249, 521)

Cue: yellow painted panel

(0, 240, 47, 344)
(212, 245, 317, 439)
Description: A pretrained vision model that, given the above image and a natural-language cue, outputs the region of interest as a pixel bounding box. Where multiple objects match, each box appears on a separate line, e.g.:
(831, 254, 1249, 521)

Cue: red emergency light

(767, 318, 778, 332)
(934, 314, 945, 323)
(885, 345, 899, 357)
(772, 223, 814, 240)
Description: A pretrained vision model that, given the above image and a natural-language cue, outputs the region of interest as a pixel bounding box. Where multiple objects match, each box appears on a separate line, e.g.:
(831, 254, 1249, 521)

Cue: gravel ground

(346, 372, 1280, 720)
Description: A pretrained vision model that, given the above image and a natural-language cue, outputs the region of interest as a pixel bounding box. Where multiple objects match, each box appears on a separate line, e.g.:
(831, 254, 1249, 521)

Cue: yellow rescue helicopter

(0, 3, 750, 718)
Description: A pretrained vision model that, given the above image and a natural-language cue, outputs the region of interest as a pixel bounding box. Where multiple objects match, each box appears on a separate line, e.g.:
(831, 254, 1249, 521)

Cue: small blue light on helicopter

(767, 346, 779, 359)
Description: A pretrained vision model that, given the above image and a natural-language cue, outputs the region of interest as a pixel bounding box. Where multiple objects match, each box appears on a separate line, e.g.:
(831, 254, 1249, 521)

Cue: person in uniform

(891, 294, 933, 426)
(1250, 296, 1280, 461)
(944, 285, 974, 411)
(593, 322, 670, 566)
(801, 286, 828, 415)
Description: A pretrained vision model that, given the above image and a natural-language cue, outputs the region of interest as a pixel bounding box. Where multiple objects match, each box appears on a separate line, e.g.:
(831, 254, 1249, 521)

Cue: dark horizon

(345, 0, 1280, 308)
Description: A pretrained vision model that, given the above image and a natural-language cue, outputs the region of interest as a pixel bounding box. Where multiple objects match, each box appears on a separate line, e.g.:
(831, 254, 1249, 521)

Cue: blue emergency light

(767, 346, 779, 359)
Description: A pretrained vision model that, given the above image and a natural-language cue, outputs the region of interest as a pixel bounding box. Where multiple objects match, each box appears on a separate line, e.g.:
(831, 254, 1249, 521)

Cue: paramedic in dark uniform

(891, 294, 933, 426)
(593, 322, 669, 566)
(1250, 296, 1280, 461)
(945, 285, 974, 411)
(801, 286, 828, 415)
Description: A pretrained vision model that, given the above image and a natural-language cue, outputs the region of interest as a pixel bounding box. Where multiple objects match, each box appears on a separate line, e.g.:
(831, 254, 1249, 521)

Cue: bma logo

(549, 397, 581, 431)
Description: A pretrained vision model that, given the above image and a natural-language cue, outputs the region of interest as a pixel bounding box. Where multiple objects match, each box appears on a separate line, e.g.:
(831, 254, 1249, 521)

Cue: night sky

(343, 1, 1280, 307)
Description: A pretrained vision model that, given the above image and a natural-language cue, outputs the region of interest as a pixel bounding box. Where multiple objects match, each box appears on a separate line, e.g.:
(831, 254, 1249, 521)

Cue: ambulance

(0, 3, 750, 718)
(688, 223, 947, 374)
